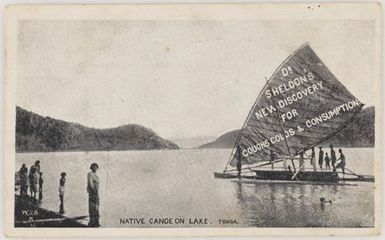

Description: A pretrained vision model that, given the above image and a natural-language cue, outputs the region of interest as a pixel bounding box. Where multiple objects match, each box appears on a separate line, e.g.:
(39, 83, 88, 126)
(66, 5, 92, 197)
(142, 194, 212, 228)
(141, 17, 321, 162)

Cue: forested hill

(16, 107, 179, 152)
(199, 106, 375, 149)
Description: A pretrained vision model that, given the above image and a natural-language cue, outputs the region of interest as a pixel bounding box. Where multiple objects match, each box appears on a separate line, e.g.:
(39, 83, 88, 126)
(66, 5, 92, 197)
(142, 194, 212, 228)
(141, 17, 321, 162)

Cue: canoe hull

(214, 170, 339, 183)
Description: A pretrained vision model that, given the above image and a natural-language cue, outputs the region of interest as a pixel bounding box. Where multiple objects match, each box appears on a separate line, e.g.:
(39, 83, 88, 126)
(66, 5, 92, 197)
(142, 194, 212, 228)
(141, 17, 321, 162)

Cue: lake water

(15, 148, 375, 228)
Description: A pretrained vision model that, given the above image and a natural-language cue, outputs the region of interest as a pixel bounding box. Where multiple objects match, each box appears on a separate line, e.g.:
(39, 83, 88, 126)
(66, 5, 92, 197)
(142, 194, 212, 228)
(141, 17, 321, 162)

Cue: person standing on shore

(59, 172, 66, 214)
(318, 147, 324, 171)
(87, 163, 100, 227)
(39, 172, 44, 201)
(29, 161, 40, 199)
(29, 167, 38, 199)
(19, 164, 29, 197)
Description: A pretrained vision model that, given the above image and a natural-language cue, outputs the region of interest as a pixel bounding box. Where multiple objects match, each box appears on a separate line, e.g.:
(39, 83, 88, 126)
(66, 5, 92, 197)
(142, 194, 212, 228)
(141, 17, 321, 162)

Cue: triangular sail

(228, 44, 363, 168)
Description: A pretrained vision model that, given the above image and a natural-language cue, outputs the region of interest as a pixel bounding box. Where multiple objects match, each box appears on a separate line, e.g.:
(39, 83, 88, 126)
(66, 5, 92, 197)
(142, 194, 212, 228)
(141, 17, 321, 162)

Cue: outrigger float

(214, 43, 374, 183)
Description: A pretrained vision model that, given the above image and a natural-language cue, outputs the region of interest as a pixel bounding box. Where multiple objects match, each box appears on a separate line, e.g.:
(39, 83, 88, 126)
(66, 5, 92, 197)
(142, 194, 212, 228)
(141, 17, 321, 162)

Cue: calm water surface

(16, 148, 374, 227)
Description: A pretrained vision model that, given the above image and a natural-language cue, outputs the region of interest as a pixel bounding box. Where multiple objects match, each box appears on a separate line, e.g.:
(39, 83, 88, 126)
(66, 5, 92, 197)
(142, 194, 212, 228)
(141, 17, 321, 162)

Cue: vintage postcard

(3, 3, 382, 237)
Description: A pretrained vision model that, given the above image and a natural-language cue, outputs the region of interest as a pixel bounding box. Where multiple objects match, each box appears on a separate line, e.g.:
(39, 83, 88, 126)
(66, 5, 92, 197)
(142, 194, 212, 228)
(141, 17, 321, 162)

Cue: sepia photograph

(3, 3, 381, 237)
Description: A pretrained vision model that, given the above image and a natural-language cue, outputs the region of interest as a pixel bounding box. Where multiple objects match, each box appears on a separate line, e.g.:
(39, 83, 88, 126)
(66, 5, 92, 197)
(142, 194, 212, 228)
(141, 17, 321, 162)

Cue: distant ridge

(16, 106, 179, 152)
(199, 106, 375, 149)
(171, 136, 217, 149)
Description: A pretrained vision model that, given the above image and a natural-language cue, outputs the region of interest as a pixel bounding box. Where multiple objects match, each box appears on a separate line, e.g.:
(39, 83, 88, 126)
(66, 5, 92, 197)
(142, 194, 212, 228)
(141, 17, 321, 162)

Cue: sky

(17, 20, 376, 139)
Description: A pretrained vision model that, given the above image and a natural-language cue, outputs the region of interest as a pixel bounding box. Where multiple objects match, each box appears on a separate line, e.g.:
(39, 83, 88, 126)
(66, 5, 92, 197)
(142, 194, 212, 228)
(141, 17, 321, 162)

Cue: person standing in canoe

(324, 152, 331, 170)
(310, 147, 316, 171)
(330, 145, 337, 170)
(318, 147, 324, 171)
(87, 163, 100, 227)
(299, 151, 305, 171)
(59, 172, 66, 214)
(336, 149, 346, 177)
(234, 145, 243, 179)
(270, 150, 276, 170)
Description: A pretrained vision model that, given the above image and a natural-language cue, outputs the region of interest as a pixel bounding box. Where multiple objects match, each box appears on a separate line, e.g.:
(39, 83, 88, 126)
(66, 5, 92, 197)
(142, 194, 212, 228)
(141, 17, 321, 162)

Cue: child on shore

(39, 172, 44, 201)
(59, 172, 66, 214)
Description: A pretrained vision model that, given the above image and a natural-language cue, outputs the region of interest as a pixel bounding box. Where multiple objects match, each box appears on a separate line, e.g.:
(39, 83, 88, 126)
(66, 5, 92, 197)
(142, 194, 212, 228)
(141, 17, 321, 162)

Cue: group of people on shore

(18, 161, 43, 201)
(18, 161, 101, 227)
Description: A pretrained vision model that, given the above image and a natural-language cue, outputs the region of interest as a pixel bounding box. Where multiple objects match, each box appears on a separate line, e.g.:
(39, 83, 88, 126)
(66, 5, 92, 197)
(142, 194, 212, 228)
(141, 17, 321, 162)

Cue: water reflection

(233, 181, 374, 227)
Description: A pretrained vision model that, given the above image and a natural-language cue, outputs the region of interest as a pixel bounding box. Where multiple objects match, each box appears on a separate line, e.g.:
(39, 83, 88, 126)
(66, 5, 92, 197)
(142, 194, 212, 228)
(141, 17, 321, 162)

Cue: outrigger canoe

(215, 43, 375, 184)
(214, 169, 374, 183)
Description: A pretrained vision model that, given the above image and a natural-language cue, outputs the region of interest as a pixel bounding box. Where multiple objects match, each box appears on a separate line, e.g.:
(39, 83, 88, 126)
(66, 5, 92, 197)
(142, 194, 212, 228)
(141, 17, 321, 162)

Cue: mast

(269, 90, 296, 171)
(223, 80, 271, 172)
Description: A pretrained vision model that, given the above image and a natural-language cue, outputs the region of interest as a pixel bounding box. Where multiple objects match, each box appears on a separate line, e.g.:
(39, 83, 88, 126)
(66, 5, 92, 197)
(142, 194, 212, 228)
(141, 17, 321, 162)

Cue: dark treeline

(16, 107, 179, 152)
(200, 106, 375, 149)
